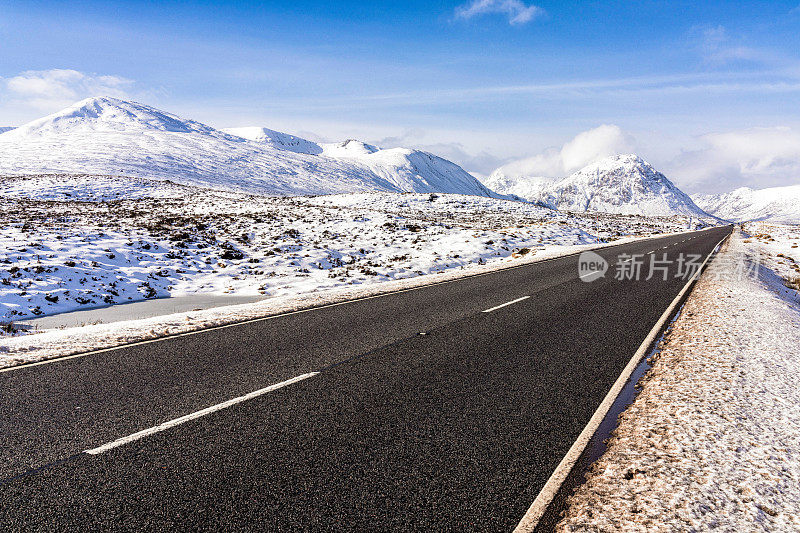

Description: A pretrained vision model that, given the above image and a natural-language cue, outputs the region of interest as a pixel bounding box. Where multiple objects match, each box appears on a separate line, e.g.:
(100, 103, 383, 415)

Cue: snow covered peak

(5, 96, 229, 138)
(568, 153, 650, 177)
(481, 170, 555, 207)
(566, 154, 669, 188)
(483, 153, 709, 217)
(0, 98, 507, 199)
(223, 126, 323, 155)
(322, 139, 380, 157)
(547, 154, 709, 216)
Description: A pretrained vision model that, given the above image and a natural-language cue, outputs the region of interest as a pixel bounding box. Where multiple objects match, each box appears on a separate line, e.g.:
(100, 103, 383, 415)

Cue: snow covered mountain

(693, 185, 800, 223)
(481, 171, 557, 206)
(0, 97, 502, 198)
(484, 154, 710, 217)
(222, 126, 323, 154)
(0, 127, 14, 134)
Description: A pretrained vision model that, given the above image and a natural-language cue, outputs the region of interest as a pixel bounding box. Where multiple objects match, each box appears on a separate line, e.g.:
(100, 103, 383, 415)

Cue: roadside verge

(552, 227, 800, 531)
(515, 230, 730, 532)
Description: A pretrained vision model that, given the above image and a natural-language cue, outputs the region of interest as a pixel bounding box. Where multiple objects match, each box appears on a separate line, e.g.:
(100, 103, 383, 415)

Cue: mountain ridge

(0, 96, 504, 199)
(693, 184, 800, 223)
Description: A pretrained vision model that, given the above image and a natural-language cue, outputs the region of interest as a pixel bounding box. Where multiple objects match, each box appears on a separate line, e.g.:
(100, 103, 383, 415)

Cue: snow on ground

(0, 174, 699, 327)
(742, 222, 800, 286)
(557, 225, 800, 532)
(0, 173, 705, 365)
(0, 239, 645, 369)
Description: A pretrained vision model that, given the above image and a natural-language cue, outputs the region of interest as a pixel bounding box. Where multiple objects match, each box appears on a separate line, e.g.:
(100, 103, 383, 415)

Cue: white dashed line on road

(84, 372, 319, 455)
(482, 296, 530, 313)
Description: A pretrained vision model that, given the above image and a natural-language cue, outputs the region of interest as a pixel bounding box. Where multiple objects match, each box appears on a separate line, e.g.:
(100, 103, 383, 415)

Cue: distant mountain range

(4, 97, 793, 223)
(483, 154, 711, 218)
(0, 97, 502, 198)
(693, 185, 800, 224)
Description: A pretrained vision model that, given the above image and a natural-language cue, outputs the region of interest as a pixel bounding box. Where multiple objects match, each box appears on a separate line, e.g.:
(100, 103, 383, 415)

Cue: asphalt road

(0, 226, 731, 531)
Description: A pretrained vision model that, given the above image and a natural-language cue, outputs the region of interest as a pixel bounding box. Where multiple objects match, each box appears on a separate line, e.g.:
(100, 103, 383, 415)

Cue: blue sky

(1, 0, 800, 192)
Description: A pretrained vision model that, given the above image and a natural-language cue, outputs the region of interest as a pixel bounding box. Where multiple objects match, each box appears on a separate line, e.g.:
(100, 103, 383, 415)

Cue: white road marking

(482, 296, 530, 313)
(84, 372, 319, 455)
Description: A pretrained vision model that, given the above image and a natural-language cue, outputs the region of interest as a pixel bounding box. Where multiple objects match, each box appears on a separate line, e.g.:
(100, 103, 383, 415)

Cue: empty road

(0, 225, 731, 531)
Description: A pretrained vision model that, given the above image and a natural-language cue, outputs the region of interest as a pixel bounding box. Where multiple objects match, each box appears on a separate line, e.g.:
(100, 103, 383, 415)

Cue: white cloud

(698, 25, 766, 66)
(454, 0, 544, 26)
(667, 127, 800, 193)
(493, 124, 636, 178)
(2, 69, 134, 112)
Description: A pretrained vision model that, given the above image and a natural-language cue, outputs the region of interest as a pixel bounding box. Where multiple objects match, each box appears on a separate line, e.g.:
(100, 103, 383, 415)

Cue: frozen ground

(0, 239, 635, 369)
(557, 224, 800, 531)
(0, 173, 710, 367)
(742, 222, 800, 286)
(0, 174, 701, 327)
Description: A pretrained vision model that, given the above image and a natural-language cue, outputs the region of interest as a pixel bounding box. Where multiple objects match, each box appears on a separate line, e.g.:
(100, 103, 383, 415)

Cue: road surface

(0, 226, 731, 531)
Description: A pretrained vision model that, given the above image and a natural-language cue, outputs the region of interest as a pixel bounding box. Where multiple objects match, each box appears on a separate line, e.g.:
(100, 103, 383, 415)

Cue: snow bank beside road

(557, 227, 800, 531)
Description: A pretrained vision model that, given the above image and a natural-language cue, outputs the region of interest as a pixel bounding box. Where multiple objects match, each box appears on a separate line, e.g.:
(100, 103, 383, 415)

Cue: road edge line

(513, 231, 730, 533)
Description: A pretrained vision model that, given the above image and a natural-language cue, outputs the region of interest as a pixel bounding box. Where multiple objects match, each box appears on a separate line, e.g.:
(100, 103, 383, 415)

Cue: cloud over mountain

(3, 69, 134, 111)
(491, 125, 636, 180)
(667, 126, 800, 193)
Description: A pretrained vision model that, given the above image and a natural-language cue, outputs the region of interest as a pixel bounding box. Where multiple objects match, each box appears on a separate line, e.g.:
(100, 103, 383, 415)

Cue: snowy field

(0, 174, 703, 331)
(557, 225, 800, 531)
(743, 222, 800, 287)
